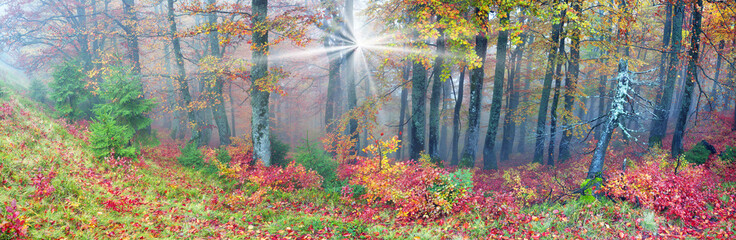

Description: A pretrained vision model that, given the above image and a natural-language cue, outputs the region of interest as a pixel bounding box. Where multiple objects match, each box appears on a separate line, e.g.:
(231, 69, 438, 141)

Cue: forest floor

(2, 82, 736, 239)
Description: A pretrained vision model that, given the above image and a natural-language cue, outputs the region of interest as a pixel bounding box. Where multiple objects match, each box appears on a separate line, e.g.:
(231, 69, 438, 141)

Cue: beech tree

(671, 0, 703, 157)
(649, 0, 684, 148)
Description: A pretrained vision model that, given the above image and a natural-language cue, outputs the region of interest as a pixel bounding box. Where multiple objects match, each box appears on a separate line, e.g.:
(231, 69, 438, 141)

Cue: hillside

(1, 83, 736, 239)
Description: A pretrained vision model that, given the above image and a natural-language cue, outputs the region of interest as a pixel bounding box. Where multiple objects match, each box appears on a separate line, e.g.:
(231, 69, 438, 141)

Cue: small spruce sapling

(96, 66, 155, 133)
(89, 107, 137, 159)
(49, 60, 90, 121)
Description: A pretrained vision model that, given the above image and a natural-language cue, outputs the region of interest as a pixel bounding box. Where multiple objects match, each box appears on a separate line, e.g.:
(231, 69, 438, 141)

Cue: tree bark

(461, 13, 489, 166)
(707, 40, 724, 111)
(207, 0, 231, 146)
(428, 29, 445, 162)
(324, 38, 342, 133)
(121, 0, 141, 75)
(588, 59, 632, 179)
(251, 0, 271, 165)
(410, 58, 427, 160)
(533, 7, 565, 164)
(671, 0, 702, 157)
(451, 66, 465, 166)
(76, 1, 92, 72)
(344, 0, 359, 154)
(482, 12, 510, 170)
(167, 0, 198, 143)
(649, 0, 684, 148)
(396, 63, 411, 161)
(439, 73, 452, 161)
(559, 0, 581, 163)
(500, 34, 526, 161)
(548, 28, 566, 166)
(517, 35, 534, 153)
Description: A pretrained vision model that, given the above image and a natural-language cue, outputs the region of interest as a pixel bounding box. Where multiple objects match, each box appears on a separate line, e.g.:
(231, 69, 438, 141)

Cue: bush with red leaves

(0, 199, 28, 239)
(604, 150, 725, 229)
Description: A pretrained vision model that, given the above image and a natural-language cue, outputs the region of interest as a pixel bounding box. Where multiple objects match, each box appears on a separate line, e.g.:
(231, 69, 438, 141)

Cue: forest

(0, 0, 735, 238)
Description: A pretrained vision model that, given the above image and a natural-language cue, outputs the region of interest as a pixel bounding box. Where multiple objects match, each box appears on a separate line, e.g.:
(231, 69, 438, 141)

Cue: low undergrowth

(2, 85, 736, 239)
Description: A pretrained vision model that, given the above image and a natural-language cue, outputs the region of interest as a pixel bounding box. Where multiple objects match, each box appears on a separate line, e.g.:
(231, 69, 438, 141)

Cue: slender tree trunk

(649, 0, 684, 147)
(206, 0, 231, 146)
(428, 29, 445, 162)
(439, 75, 452, 161)
(167, 0, 197, 143)
(396, 63, 410, 161)
(324, 41, 342, 133)
(76, 1, 92, 72)
(517, 35, 534, 153)
(197, 79, 213, 146)
(595, 75, 606, 138)
(461, 15, 489, 166)
(122, 0, 141, 75)
(451, 66, 466, 166)
(500, 35, 526, 161)
(671, 0, 702, 157)
(163, 39, 178, 137)
(534, 8, 566, 164)
(343, 0, 359, 154)
(229, 81, 236, 137)
(559, 0, 581, 162)
(482, 12, 510, 170)
(251, 0, 271, 165)
(548, 29, 566, 166)
(707, 40, 724, 111)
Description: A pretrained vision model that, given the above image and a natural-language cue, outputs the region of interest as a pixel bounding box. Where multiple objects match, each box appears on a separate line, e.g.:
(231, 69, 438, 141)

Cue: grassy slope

(1, 80, 735, 239)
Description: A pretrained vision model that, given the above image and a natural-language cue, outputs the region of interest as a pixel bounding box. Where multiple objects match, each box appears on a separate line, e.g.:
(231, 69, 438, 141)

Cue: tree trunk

(451, 66, 466, 166)
(482, 12, 510, 170)
(344, 0, 359, 154)
(461, 15, 489, 166)
(122, 0, 141, 75)
(76, 1, 92, 72)
(429, 30, 445, 162)
(439, 74, 452, 161)
(396, 63, 411, 161)
(548, 28, 566, 166)
(587, 59, 632, 179)
(671, 0, 702, 157)
(595, 75, 607, 138)
(533, 7, 566, 164)
(324, 40, 342, 133)
(649, 0, 684, 148)
(251, 0, 271, 165)
(167, 0, 198, 143)
(229, 81, 236, 137)
(517, 35, 534, 153)
(500, 34, 526, 161)
(559, 0, 581, 162)
(707, 40, 724, 111)
(410, 58, 428, 160)
(207, 0, 231, 146)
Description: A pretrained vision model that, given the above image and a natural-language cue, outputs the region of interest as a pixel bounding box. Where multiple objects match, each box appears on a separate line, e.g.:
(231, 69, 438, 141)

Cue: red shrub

(0, 199, 28, 238)
(604, 150, 724, 229)
(221, 141, 322, 191)
(0, 102, 13, 119)
(342, 136, 475, 220)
